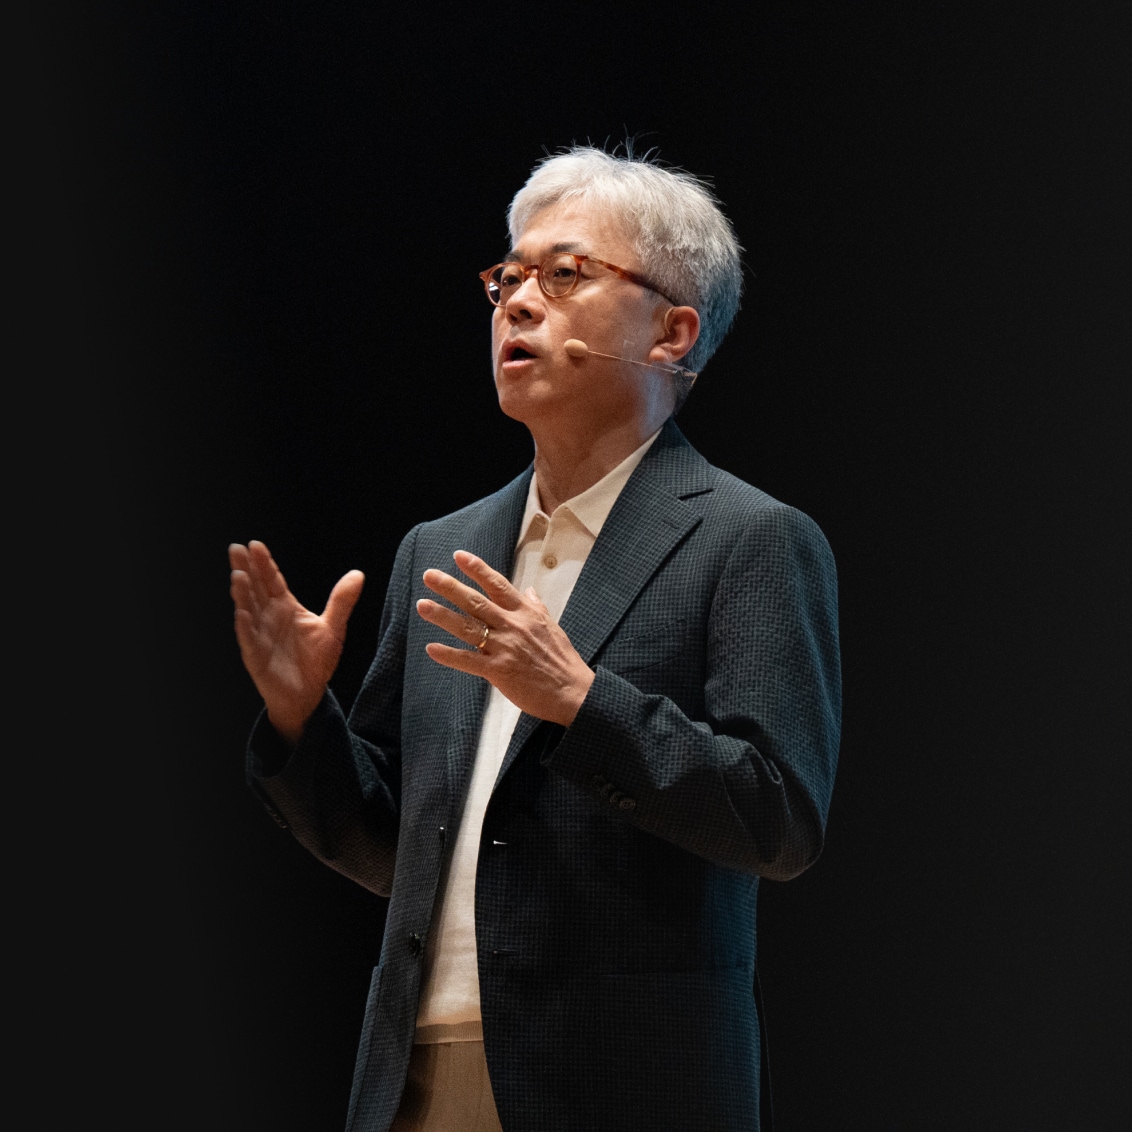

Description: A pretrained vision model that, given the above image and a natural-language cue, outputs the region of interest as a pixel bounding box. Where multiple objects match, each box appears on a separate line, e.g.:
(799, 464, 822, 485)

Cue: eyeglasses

(478, 252, 677, 307)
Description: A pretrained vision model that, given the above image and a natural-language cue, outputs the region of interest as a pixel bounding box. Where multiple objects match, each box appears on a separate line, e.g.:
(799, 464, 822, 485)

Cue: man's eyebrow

(504, 241, 586, 262)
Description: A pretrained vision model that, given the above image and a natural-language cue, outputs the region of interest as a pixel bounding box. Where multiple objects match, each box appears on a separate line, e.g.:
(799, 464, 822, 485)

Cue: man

(230, 146, 841, 1132)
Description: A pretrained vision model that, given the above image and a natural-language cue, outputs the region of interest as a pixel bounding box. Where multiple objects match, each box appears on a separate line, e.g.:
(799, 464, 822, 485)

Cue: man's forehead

(508, 201, 634, 264)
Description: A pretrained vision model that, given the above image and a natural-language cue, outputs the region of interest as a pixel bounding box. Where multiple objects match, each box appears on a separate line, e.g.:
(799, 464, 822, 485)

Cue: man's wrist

(266, 696, 320, 748)
(267, 679, 330, 742)
(553, 666, 596, 728)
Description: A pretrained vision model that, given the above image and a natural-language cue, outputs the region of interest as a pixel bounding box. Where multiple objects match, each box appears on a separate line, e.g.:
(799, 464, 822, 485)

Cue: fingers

(229, 552, 270, 673)
(229, 540, 287, 616)
(229, 543, 273, 671)
(416, 597, 492, 648)
(247, 540, 289, 599)
(421, 571, 503, 626)
(228, 546, 259, 623)
(420, 550, 523, 622)
(424, 641, 488, 674)
(228, 542, 250, 572)
(454, 551, 524, 611)
(323, 570, 366, 638)
(418, 549, 519, 650)
(229, 543, 251, 596)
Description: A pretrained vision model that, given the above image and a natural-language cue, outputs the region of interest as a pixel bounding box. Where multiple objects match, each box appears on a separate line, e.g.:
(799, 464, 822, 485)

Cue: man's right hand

(229, 540, 365, 746)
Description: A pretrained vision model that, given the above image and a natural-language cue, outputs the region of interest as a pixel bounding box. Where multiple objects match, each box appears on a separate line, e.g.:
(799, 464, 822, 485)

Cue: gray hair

(508, 145, 744, 403)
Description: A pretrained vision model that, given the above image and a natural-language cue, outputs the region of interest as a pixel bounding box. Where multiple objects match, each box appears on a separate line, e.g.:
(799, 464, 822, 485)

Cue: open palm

(229, 540, 365, 743)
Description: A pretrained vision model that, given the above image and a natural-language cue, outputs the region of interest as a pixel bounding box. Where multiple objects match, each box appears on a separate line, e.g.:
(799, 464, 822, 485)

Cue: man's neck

(530, 417, 666, 515)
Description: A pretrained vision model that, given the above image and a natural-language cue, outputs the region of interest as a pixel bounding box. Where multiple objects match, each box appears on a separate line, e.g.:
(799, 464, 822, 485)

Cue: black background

(26, 1, 1128, 1128)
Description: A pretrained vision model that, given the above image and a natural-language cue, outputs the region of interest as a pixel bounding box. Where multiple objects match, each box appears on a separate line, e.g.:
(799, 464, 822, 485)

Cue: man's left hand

(416, 550, 595, 727)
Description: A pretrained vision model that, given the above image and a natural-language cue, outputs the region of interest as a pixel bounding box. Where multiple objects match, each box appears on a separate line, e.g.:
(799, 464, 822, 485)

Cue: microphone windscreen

(563, 339, 589, 358)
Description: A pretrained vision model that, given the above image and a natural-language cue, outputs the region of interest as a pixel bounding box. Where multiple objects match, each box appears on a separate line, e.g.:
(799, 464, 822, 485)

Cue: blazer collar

(459, 466, 534, 579)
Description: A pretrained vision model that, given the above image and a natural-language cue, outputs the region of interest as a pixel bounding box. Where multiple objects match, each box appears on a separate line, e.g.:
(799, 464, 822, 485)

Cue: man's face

(491, 200, 672, 439)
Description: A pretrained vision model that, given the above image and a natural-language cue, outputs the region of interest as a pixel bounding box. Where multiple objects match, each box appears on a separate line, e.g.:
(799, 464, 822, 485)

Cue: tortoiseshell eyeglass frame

(479, 253, 678, 307)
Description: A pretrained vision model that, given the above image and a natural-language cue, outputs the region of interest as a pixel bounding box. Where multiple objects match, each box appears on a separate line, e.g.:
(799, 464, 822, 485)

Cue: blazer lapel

(446, 467, 533, 800)
(496, 421, 714, 783)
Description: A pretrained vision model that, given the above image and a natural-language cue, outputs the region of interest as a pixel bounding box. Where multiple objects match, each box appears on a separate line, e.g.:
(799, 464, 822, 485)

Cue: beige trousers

(390, 1040, 504, 1132)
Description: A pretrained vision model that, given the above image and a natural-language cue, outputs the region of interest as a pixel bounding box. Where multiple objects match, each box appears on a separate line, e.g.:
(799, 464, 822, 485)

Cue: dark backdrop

(28, 2, 1128, 1129)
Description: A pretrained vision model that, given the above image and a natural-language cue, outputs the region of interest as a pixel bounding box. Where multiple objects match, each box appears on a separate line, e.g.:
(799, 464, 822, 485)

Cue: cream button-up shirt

(415, 429, 662, 1039)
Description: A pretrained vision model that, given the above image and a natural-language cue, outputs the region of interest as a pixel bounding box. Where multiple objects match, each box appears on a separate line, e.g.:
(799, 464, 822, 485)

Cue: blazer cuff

(539, 665, 644, 813)
(246, 689, 344, 783)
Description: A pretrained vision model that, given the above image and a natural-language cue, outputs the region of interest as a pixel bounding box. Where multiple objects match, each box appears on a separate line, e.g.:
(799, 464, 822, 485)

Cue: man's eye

(549, 266, 577, 282)
(499, 268, 523, 288)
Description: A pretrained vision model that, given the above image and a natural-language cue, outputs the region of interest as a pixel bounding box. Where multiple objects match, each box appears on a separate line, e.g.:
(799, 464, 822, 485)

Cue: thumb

(323, 569, 366, 637)
(525, 586, 546, 608)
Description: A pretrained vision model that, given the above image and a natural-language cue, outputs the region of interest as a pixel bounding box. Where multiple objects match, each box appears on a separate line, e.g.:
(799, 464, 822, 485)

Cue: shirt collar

(516, 428, 663, 548)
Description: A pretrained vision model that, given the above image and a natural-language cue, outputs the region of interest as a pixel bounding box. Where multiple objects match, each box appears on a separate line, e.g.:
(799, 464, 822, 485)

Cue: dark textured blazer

(248, 419, 841, 1132)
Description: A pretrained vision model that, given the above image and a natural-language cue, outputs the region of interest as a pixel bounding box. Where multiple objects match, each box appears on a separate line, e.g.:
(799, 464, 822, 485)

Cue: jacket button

(408, 932, 423, 956)
(609, 790, 623, 805)
(618, 798, 636, 811)
(438, 826, 447, 844)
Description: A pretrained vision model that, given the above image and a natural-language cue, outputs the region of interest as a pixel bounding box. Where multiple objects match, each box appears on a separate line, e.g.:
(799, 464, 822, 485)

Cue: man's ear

(650, 306, 700, 366)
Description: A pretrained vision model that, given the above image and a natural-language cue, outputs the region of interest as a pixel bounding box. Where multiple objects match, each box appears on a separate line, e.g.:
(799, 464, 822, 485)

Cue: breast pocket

(603, 618, 688, 677)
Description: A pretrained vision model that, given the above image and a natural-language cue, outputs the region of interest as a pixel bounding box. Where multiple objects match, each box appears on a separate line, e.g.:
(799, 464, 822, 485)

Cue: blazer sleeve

(244, 525, 423, 898)
(541, 503, 841, 881)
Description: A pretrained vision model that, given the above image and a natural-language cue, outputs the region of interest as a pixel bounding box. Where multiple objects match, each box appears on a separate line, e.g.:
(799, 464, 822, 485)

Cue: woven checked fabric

(247, 419, 841, 1132)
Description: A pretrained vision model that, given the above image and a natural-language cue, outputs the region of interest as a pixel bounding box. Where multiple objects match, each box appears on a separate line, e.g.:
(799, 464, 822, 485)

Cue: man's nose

(504, 271, 544, 321)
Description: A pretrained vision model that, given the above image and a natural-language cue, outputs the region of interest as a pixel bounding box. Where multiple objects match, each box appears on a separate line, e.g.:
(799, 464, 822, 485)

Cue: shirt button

(542, 554, 558, 569)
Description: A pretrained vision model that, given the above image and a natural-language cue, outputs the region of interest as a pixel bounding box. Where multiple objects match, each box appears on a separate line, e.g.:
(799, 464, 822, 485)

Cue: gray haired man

(231, 145, 841, 1131)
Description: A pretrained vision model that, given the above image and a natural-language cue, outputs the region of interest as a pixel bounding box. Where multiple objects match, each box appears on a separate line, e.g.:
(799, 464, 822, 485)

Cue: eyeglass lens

(486, 253, 582, 305)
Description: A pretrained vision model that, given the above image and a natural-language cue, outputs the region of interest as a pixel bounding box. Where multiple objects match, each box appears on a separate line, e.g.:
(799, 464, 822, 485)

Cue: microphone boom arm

(563, 339, 697, 383)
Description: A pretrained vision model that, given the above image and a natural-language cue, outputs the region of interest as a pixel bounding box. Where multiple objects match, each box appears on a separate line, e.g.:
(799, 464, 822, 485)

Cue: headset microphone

(563, 339, 697, 384)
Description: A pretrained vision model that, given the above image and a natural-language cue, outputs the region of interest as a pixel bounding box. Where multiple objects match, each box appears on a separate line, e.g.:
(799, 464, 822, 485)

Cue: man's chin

(493, 376, 550, 423)
(495, 391, 540, 427)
